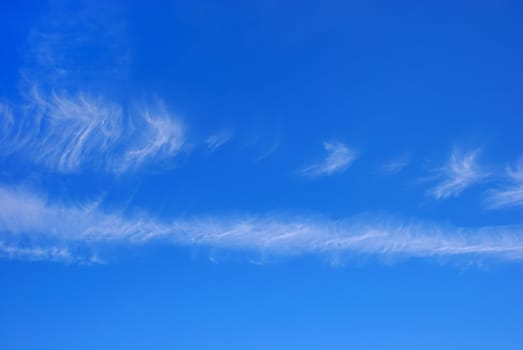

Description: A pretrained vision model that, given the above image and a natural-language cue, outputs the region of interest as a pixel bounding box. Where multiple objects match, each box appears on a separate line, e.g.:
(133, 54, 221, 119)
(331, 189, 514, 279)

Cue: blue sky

(0, 1, 522, 349)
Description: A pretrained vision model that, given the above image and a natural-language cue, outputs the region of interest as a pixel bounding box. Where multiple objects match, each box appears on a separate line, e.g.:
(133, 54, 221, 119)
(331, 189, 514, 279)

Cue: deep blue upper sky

(0, 1, 522, 349)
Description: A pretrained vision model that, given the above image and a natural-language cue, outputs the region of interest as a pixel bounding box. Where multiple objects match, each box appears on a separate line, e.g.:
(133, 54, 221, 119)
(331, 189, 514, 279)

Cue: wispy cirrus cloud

(380, 155, 410, 175)
(485, 157, 523, 209)
(300, 141, 358, 177)
(426, 148, 489, 199)
(1, 185, 522, 264)
(256, 138, 280, 162)
(0, 3, 185, 174)
(0, 88, 185, 173)
(206, 130, 233, 152)
(0, 101, 14, 135)
(0, 242, 87, 264)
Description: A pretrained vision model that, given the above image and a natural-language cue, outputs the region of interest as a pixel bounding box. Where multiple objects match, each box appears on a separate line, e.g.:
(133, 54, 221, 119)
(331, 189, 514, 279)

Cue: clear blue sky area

(0, 1, 522, 349)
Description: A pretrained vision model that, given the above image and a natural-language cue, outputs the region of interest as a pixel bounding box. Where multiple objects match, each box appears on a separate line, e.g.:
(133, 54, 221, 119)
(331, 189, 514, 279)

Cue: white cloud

(0, 88, 184, 173)
(381, 155, 410, 175)
(206, 130, 233, 152)
(0, 242, 81, 264)
(0, 101, 14, 134)
(426, 148, 488, 199)
(256, 138, 280, 162)
(120, 101, 185, 172)
(1, 185, 522, 264)
(300, 141, 358, 177)
(485, 157, 523, 209)
(0, 4, 183, 174)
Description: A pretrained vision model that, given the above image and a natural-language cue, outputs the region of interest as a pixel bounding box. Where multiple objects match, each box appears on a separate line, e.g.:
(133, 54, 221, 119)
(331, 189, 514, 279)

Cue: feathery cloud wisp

(1, 185, 522, 264)
(0, 88, 184, 173)
(381, 155, 410, 175)
(426, 148, 488, 199)
(485, 157, 523, 209)
(256, 138, 280, 162)
(0, 3, 183, 174)
(206, 131, 233, 152)
(301, 141, 358, 177)
(0, 242, 83, 264)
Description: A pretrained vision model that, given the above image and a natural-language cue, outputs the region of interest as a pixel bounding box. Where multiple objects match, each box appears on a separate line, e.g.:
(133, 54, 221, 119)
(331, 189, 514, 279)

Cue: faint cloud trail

(381, 155, 410, 175)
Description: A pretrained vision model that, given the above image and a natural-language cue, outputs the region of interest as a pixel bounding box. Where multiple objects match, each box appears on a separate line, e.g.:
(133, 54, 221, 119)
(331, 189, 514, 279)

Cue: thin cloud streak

(301, 141, 358, 177)
(485, 157, 523, 209)
(381, 155, 410, 175)
(255, 138, 280, 162)
(0, 242, 86, 264)
(426, 148, 488, 199)
(206, 130, 233, 152)
(1, 186, 522, 263)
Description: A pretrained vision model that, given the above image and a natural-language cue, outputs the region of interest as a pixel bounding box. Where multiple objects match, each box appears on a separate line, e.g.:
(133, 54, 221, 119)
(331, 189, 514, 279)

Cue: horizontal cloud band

(1, 186, 522, 264)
